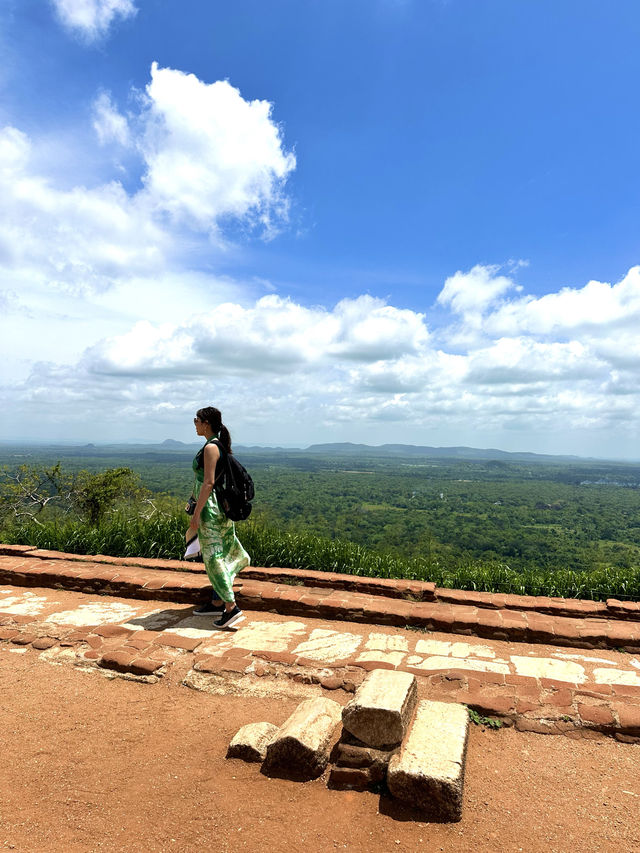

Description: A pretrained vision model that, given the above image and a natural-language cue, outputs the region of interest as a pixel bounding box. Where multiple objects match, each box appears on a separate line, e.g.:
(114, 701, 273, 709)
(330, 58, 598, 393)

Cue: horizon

(1, 437, 639, 465)
(1, 2, 639, 459)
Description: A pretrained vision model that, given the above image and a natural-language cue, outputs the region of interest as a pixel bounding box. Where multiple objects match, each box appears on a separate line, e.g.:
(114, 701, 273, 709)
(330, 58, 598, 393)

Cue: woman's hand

(186, 513, 200, 540)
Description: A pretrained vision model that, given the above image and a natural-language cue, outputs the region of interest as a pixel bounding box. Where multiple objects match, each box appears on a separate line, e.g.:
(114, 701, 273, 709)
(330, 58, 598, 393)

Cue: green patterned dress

(193, 439, 250, 602)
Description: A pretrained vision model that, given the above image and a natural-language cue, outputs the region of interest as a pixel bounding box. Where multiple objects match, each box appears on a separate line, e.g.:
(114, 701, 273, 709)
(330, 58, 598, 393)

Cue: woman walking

(187, 407, 250, 628)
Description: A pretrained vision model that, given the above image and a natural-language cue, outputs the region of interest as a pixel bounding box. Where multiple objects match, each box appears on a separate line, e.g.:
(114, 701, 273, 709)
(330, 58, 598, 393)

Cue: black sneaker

(193, 599, 225, 617)
(213, 605, 245, 629)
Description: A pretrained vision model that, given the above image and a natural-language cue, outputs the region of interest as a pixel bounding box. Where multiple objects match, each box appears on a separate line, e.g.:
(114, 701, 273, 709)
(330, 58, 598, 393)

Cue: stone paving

(1, 581, 640, 742)
(2, 547, 640, 654)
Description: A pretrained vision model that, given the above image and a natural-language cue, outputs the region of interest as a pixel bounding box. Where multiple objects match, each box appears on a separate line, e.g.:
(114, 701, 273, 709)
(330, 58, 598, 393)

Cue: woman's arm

(187, 442, 220, 535)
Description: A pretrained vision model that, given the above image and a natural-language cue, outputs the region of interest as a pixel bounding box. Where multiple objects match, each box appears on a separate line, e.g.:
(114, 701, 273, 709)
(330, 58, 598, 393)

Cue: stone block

(387, 700, 469, 822)
(262, 696, 342, 780)
(333, 736, 398, 772)
(328, 766, 374, 791)
(227, 722, 279, 762)
(342, 669, 417, 748)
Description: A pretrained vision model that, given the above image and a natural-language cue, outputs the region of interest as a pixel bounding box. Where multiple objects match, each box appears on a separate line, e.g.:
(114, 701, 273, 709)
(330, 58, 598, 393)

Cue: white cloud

(4, 260, 637, 453)
(0, 62, 296, 302)
(437, 263, 521, 322)
(0, 125, 166, 295)
(0, 56, 638, 455)
(485, 266, 640, 338)
(51, 0, 137, 41)
(92, 92, 131, 147)
(83, 294, 430, 378)
(138, 63, 296, 236)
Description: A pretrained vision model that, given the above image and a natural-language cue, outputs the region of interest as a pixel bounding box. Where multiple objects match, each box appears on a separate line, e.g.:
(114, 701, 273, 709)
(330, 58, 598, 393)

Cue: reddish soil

(1, 650, 638, 853)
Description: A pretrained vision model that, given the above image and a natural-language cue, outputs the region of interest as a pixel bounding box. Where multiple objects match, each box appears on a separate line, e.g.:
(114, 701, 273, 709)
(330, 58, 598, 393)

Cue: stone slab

(262, 696, 342, 780)
(387, 699, 469, 822)
(227, 722, 279, 762)
(342, 669, 417, 748)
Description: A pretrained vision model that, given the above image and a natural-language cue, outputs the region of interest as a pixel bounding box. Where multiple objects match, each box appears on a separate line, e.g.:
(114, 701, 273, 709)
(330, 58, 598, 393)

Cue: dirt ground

(0, 650, 639, 853)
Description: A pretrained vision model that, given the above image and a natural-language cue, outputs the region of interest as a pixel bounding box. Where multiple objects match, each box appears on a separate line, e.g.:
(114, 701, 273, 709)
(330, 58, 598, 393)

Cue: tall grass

(3, 508, 639, 601)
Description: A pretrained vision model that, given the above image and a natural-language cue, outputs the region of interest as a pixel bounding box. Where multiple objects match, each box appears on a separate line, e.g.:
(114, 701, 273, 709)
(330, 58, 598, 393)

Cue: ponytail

(218, 423, 232, 454)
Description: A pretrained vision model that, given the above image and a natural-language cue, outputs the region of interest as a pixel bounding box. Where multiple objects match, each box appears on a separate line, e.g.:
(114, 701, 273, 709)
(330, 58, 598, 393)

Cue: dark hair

(196, 406, 232, 453)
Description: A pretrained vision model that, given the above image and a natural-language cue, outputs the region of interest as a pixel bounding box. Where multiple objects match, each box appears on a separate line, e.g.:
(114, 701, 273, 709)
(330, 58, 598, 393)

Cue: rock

(342, 669, 417, 748)
(334, 740, 398, 773)
(262, 696, 342, 780)
(387, 700, 469, 822)
(31, 637, 57, 650)
(227, 722, 279, 762)
(320, 676, 343, 690)
(328, 766, 374, 791)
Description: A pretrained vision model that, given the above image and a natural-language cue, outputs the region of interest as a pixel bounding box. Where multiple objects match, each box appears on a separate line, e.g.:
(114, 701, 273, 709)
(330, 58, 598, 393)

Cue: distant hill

(160, 439, 189, 448)
(302, 442, 586, 463)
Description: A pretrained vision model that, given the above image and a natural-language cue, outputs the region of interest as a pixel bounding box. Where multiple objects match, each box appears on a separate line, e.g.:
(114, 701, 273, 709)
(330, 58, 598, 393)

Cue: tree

(72, 467, 148, 524)
(0, 463, 149, 527)
(0, 462, 72, 525)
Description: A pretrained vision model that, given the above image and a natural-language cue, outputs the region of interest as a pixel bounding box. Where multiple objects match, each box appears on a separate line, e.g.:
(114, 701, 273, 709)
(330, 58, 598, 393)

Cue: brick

(223, 646, 254, 660)
(218, 658, 250, 673)
(540, 677, 579, 691)
(194, 656, 223, 673)
(577, 624, 609, 644)
(121, 637, 153, 652)
(98, 648, 138, 671)
(515, 698, 540, 714)
(577, 704, 615, 727)
(464, 691, 515, 716)
(129, 657, 163, 676)
(0, 544, 36, 555)
(611, 684, 640, 698)
(614, 704, 640, 731)
(154, 632, 202, 652)
(575, 685, 613, 698)
(66, 631, 91, 643)
(255, 650, 297, 665)
(474, 610, 504, 631)
(545, 688, 573, 707)
(94, 625, 135, 639)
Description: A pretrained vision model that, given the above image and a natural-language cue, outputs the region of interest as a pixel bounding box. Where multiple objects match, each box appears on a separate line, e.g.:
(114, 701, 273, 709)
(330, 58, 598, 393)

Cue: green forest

(1, 442, 639, 600)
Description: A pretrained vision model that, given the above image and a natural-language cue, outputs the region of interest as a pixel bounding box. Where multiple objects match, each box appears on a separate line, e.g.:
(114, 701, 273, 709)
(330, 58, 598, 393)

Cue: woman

(187, 406, 250, 628)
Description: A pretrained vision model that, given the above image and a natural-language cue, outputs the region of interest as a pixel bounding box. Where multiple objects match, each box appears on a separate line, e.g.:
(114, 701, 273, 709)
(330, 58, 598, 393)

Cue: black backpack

(212, 439, 254, 521)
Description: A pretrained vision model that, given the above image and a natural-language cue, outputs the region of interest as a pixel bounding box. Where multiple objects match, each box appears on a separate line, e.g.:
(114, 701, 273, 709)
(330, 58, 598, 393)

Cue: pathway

(1, 577, 639, 741)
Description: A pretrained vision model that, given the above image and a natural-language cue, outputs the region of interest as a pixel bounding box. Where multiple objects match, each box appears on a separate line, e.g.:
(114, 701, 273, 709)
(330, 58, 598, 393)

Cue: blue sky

(1, 0, 639, 458)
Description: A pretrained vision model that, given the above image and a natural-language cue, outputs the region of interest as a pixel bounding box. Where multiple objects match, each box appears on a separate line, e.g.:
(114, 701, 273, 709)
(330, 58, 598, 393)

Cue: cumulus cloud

(138, 63, 296, 236)
(0, 63, 296, 303)
(5, 259, 636, 452)
(437, 263, 521, 321)
(1, 56, 638, 453)
(0, 125, 165, 295)
(51, 0, 137, 41)
(84, 294, 430, 378)
(484, 266, 640, 338)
